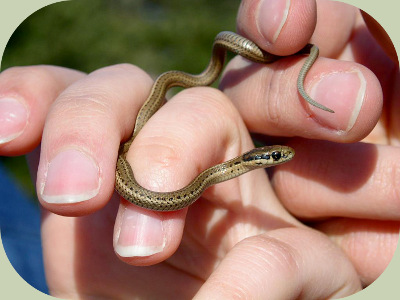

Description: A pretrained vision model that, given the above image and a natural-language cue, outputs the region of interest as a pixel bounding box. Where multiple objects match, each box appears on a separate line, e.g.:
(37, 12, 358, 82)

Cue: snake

(115, 31, 333, 211)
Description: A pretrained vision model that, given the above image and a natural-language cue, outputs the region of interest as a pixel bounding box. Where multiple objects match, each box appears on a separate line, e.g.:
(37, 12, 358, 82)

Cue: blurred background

(0, 0, 240, 295)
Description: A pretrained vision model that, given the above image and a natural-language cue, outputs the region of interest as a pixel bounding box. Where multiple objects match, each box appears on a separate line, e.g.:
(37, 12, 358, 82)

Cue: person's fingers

(273, 140, 400, 220)
(113, 201, 187, 266)
(231, 1, 382, 142)
(36, 64, 153, 214)
(31, 64, 188, 264)
(40, 200, 202, 299)
(237, 0, 317, 55)
(221, 54, 382, 142)
(311, 0, 358, 58)
(351, 10, 399, 146)
(32, 62, 293, 265)
(0, 65, 84, 155)
(127, 87, 286, 214)
(118, 87, 296, 265)
(194, 227, 361, 299)
(314, 218, 400, 287)
(237, 0, 357, 56)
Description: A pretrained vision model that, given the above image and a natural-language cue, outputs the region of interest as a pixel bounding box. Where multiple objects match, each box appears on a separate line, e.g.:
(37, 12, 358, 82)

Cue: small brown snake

(115, 31, 333, 211)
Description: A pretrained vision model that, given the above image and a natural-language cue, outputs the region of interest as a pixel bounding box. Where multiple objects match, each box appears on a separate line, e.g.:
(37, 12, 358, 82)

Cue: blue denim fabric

(0, 163, 48, 294)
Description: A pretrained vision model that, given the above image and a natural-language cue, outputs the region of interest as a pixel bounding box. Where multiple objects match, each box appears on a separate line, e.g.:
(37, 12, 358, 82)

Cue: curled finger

(195, 227, 361, 299)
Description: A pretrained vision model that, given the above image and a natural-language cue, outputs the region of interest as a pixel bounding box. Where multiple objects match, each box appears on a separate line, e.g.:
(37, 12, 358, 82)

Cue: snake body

(116, 146, 294, 211)
(115, 31, 332, 211)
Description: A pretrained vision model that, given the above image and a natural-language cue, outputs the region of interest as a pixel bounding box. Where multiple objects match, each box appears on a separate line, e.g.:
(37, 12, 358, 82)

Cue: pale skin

(0, 0, 399, 298)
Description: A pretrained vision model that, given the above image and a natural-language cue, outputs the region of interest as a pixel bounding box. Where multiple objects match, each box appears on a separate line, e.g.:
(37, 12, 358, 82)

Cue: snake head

(242, 145, 295, 167)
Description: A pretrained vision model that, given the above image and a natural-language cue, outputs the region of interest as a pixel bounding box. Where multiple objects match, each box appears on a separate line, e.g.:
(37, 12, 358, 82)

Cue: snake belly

(115, 31, 331, 211)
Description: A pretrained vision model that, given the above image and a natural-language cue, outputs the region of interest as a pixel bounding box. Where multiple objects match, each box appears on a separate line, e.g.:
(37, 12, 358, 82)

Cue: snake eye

(271, 151, 281, 161)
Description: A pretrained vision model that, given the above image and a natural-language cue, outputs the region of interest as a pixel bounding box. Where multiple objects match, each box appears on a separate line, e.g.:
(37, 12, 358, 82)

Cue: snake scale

(115, 31, 333, 211)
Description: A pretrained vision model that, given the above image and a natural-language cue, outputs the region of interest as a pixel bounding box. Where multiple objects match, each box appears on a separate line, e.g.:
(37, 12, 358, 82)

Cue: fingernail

(41, 149, 100, 203)
(0, 97, 28, 144)
(257, 0, 290, 44)
(115, 205, 165, 257)
(309, 69, 366, 133)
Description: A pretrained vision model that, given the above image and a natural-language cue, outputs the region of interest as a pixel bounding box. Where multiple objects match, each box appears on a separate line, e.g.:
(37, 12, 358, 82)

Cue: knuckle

(132, 135, 190, 191)
(51, 91, 111, 134)
(1, 65, 59, 91)
(238, 234, 300, 274)
(172, 87, 242, 147)
(261, 62, 300, 128)
(371, 153, 400, 213)
(263, 71, 282, 126)
(89, 63, 137, 75)
(176, 87, 240, 126)
(88, 63, 152, 85)
(387, 159, 400, 207)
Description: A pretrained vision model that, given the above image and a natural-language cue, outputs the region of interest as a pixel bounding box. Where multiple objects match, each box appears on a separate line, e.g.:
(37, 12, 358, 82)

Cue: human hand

(0, 0, 395, 298)
(222, 0, 399, 289)
(2, 66, 360, 298)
